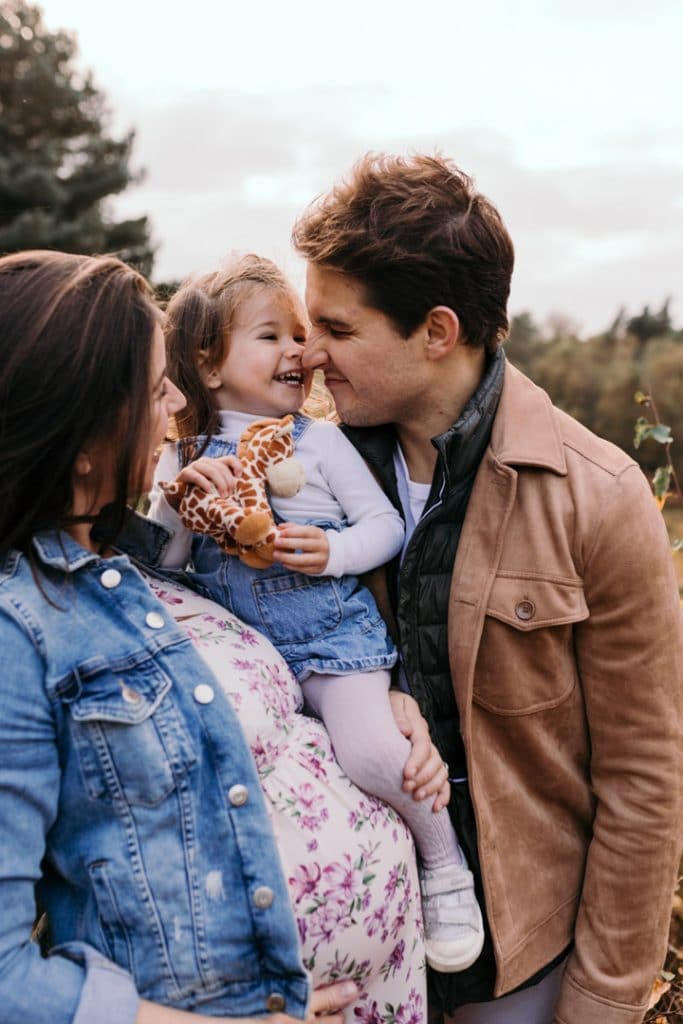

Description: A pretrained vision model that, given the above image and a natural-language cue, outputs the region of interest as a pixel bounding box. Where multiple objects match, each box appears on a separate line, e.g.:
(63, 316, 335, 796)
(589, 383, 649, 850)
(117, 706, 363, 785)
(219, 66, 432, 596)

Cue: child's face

(208, 287, 312, 417)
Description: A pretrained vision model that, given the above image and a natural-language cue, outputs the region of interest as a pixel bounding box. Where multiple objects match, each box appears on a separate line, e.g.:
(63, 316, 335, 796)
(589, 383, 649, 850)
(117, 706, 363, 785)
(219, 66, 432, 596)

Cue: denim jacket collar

(31, 530, 101, 572)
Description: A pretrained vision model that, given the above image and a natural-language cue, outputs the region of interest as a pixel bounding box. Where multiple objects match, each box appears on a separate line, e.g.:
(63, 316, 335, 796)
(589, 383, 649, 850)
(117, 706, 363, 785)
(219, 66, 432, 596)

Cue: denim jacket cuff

(54, 942, 140, 1024)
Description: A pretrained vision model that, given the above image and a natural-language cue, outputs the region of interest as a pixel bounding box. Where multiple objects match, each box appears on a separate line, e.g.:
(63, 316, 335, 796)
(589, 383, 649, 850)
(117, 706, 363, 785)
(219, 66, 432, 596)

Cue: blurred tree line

(0, 0, 154, 274)
(506, 299, 683, 489)
(1, 1, 681, 493)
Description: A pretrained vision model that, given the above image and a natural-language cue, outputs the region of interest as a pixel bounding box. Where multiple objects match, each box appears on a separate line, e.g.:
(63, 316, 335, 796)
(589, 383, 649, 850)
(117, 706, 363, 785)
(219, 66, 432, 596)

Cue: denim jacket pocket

(252, 572, 343, 646)
(88, 860, 135, 973)
(60, 655, 196, 805)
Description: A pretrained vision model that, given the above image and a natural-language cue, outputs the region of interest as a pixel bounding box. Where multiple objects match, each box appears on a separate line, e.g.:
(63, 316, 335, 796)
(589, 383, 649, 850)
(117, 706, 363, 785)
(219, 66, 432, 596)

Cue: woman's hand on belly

(135, 980, 359, 1024)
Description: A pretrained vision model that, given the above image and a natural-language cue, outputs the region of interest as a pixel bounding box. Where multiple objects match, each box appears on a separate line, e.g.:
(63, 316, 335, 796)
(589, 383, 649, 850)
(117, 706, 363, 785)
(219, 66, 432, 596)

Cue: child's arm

(147, 446, 241, 568)
(274, 423, 404, 577)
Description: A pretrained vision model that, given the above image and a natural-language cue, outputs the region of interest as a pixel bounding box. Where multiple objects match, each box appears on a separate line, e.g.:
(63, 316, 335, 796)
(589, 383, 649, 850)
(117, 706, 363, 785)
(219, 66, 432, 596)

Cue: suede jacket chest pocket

(473, 573, 589, 716)
(60, 654, 197, 806)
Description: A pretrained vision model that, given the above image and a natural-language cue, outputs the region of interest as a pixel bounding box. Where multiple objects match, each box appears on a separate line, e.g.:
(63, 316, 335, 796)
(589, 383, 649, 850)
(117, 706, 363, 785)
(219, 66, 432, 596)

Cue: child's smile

(207, 286, 312, 417)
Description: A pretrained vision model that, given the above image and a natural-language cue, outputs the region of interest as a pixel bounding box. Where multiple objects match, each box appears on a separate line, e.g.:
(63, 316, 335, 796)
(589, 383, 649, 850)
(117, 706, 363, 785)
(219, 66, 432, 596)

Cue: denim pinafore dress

(177, 414, 397, 682)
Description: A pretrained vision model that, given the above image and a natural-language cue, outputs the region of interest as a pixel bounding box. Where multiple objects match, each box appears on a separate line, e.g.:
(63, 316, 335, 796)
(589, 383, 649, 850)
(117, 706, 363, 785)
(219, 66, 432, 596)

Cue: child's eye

(260, 333, 278, 341)
(294, 335, 306, 345)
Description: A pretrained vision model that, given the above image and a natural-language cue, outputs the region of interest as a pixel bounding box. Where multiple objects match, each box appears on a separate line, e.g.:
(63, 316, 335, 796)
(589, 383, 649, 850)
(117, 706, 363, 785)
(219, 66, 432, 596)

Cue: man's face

(303, 264, 427, 427)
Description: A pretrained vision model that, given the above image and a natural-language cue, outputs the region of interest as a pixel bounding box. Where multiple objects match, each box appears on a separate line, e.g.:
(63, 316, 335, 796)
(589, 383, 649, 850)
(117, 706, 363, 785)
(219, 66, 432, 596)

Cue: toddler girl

(148, 254, 484, 973)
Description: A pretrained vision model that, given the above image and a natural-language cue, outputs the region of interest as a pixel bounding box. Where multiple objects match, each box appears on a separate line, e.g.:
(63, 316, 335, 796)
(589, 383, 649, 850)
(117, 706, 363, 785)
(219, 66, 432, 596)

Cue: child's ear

(205, 368, 222, 390)
(196, 350, 222, 390)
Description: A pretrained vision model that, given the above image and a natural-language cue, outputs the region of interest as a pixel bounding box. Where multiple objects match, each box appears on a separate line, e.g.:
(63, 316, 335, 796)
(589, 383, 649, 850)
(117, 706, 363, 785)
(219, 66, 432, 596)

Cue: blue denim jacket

(0, 523, 310, 1024)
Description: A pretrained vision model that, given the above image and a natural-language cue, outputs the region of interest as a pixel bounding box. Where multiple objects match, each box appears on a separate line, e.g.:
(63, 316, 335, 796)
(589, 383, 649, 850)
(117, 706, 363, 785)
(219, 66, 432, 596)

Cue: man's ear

(423, 306, 461, 361)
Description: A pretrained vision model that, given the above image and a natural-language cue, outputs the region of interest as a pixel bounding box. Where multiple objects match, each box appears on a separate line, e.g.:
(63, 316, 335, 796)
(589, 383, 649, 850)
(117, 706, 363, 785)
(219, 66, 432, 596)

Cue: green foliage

(505, 303, 683, 488)
(0, 0, 153, 274)
(633, 418, 673, 449)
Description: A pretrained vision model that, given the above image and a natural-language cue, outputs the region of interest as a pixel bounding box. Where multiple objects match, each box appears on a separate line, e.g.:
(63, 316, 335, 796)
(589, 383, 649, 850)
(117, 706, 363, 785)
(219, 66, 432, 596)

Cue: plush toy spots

(160, 415, 306, 569)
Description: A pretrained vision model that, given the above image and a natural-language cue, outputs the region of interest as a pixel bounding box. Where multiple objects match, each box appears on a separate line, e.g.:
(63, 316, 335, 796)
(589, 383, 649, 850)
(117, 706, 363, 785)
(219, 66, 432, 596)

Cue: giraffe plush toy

(160, 415, 306, 569)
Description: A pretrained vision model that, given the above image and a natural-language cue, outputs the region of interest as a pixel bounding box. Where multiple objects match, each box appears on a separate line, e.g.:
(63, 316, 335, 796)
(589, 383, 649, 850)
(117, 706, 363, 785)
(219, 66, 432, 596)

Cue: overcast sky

(38, 0, 683, 335)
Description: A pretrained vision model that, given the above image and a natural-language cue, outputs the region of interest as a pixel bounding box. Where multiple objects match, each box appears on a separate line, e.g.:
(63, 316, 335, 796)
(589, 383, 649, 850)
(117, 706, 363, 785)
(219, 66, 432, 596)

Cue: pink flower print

(364, 904, 387, 937)
(266, 661, 295, 691)
(154, 589, 183, 606)
(384, 862, 408, 901)
(289, 862, 322, 904)
(353, 1000, 382, 1024)
(322, 854, 360, 905)
(306, 838, 318, 853)
(388, 940, 405, 974)
(308, 901, 344, 945)
(384, 865, 401, 900)
(231, 658, 254, 672)
(297, 915, 308, 946)
(251, 735, 280, 771)
(239, 628, 259, 646)
(296, 749, 328, 780)
(295, 782, 326, 816)
(395, 989, 424, 1024)
(391, 911, 406, 939)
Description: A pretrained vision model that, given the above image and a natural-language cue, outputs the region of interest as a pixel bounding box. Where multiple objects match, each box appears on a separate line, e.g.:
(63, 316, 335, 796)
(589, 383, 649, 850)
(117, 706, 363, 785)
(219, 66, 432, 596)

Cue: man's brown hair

(292, 153, 514, 352)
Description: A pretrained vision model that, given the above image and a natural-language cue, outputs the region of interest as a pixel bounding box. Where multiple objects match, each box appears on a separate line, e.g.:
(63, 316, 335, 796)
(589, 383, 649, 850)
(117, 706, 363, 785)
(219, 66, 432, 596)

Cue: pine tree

(0, 1, 154, 274)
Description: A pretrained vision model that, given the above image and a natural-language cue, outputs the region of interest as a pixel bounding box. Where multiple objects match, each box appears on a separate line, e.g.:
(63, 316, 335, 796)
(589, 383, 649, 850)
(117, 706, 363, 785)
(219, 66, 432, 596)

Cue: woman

(0, 251, 444, 1023)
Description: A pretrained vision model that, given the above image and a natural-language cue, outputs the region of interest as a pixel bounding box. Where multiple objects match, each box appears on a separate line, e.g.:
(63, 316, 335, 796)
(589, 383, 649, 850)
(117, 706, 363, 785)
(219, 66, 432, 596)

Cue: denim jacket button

(100, 568, 122, 589)
(266, 994, 286, 1012)
(228, 784, 249, 806)
(253, 885, 274, 909)
(193, 683, 215, 705)
(145, 611, 165, 629)
(121, 684, 142, 704)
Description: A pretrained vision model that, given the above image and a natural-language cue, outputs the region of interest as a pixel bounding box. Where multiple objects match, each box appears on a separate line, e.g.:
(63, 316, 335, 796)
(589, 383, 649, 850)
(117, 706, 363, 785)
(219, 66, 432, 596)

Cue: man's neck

(396, 346, 486, 483)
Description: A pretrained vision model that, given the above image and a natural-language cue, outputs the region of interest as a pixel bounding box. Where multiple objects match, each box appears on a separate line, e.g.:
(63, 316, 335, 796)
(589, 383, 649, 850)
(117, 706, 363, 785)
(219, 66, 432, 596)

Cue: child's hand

(177, 455, 242, 496)
(273, 523, 330, 575)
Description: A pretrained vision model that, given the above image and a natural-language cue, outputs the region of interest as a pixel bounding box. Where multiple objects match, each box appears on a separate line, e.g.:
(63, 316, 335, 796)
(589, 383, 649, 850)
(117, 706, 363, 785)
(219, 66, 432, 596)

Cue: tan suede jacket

(451, 363, 683, 1022)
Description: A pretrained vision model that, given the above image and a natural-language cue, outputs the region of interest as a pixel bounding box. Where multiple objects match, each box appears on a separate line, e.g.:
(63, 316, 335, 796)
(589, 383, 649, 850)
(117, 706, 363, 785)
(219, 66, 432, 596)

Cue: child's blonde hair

(164, 254, 304, 439)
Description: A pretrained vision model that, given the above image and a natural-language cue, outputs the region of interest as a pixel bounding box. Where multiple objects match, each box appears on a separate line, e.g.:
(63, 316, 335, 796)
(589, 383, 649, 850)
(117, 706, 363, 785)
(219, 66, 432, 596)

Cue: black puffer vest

(342, 350, 505, 1008)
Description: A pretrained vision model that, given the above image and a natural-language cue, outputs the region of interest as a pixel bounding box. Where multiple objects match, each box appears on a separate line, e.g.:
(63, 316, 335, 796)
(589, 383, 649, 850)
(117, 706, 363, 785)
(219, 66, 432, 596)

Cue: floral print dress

(146, 572, 426, 1024)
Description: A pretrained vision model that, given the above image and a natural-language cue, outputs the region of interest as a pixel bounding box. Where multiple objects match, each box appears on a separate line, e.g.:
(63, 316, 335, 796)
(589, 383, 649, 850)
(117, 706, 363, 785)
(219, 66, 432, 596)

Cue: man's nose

(302, 330, 329, 370)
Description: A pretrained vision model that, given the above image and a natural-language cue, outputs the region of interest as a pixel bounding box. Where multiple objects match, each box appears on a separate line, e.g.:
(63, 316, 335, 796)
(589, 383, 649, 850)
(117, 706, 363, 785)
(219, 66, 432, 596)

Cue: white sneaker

(419, 862, 485, 972)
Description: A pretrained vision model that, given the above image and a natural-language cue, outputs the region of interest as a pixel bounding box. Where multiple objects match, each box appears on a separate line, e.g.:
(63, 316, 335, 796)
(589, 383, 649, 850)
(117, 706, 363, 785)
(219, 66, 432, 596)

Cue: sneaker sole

(425, 933, 485, 974)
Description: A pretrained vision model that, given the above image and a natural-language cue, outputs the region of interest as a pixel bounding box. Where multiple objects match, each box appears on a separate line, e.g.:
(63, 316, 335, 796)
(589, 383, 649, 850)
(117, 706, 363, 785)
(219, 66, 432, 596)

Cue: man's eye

(329, 328, 349, 339)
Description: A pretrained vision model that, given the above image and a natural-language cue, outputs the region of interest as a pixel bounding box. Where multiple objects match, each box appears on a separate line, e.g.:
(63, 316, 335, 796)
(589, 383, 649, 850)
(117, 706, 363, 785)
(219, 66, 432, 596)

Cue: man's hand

(274, 523, 330, 575)
(389, 690, 450, 812)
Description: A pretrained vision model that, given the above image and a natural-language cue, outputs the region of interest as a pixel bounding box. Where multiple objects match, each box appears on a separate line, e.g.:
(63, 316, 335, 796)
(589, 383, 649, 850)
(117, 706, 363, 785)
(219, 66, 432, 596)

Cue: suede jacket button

(515, 599, 535, 621)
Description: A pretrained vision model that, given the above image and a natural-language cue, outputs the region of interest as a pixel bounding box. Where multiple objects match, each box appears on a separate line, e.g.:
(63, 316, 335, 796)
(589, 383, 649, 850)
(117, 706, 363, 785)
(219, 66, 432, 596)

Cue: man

(292, 154, 683, 1024)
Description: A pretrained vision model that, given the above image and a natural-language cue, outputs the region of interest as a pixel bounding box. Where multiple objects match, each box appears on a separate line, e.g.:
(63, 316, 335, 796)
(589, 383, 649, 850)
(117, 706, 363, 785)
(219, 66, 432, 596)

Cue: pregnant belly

(257, 716, 426, 1020)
